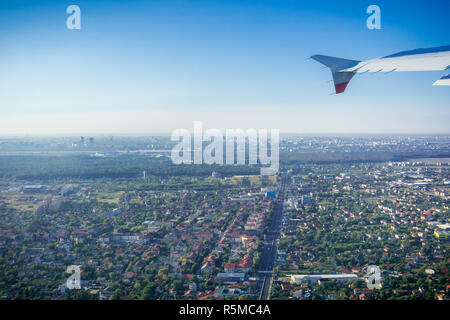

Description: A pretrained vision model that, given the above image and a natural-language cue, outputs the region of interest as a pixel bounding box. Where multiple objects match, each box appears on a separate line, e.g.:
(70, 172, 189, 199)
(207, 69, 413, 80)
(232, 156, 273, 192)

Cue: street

(258, 173, 288, 300)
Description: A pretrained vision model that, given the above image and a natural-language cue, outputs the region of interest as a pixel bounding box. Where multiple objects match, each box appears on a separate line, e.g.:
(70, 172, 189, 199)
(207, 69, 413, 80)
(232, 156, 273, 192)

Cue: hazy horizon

(1, 130, 450, 138)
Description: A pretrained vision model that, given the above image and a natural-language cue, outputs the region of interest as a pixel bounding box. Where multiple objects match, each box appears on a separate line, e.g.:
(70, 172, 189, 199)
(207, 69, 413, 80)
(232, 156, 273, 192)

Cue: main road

(258, 172, 288, 300)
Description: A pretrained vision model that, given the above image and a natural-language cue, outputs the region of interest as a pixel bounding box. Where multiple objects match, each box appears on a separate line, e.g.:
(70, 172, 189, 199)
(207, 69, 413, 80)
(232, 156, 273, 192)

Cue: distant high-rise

(89, 137, 94, 144)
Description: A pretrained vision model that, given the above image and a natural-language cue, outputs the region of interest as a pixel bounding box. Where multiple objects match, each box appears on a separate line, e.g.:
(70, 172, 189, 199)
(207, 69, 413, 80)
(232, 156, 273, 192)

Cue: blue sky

(0, 0, 449, 134)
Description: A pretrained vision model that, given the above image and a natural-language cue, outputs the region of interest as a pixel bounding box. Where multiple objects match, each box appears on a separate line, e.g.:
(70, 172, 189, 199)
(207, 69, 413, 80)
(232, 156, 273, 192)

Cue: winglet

(311, 55, 360, 94)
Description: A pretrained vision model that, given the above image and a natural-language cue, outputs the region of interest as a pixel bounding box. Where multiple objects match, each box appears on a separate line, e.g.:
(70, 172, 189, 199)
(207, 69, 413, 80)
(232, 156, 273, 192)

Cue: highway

(258, 173, 288, 300)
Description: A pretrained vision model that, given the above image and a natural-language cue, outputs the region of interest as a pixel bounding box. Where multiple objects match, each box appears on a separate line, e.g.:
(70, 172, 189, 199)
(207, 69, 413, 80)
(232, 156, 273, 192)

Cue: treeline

(280, 151, 450, 164)
(0, 155, 260, 180)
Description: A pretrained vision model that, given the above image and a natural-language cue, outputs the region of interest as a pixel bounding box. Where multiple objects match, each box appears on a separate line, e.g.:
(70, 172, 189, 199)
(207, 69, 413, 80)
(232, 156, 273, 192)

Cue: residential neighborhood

(0, 135, 448, 300)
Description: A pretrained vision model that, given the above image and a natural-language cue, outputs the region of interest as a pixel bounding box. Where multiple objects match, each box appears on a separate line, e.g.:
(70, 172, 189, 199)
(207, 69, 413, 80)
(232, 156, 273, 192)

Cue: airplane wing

(311, 45, 450, 94)
(433, 74, 450, 86)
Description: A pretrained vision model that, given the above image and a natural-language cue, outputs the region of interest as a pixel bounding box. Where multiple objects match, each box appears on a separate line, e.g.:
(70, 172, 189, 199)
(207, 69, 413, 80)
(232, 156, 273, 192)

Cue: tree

(142, 283, 157, 300)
